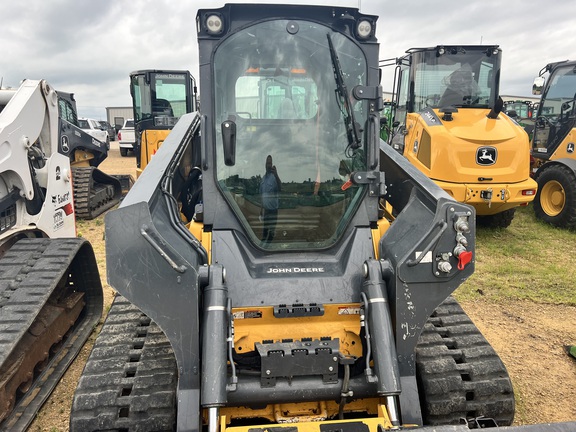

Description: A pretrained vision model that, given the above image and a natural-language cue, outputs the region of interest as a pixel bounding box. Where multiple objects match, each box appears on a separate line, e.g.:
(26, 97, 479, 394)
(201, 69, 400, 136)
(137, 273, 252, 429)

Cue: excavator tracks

(70, 295, 177, 432)
(71, 295, 516, 431)
(0, 237, 102, 432)
(416, 296, 515, 427)
(72, 167, 123, 220)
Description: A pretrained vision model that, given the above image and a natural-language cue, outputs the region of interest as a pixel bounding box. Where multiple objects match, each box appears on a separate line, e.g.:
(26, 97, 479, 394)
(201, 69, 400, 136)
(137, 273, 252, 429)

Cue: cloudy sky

(2, 0, 574, 120)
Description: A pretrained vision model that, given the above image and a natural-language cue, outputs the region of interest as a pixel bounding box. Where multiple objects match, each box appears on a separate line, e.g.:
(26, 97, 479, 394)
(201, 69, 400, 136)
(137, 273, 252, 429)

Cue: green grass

(454, 205, 576, 306)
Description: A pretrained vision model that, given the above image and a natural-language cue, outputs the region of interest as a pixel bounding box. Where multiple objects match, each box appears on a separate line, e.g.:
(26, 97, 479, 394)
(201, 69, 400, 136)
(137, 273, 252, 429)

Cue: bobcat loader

(0, 79, 103, 431)
(71, 4, 575, 432)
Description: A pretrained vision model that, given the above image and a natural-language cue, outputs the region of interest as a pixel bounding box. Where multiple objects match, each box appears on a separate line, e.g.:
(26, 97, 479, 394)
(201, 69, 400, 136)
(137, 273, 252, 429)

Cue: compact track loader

(57, 91, 124, 219)
(70, 4, 575, 432)
(530, 60, 576, 228)
(383, 46, 538, 228)
(0, 79, 103, 431)
(130, 69, 198, 177)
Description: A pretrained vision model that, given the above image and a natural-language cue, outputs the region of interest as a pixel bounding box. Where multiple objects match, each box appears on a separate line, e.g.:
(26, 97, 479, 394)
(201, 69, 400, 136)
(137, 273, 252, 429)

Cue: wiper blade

(327, 34, 361, 150)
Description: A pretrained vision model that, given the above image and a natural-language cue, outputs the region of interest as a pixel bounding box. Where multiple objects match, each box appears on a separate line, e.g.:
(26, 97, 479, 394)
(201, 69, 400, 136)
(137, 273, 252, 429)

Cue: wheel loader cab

(531, 62, 576, 160)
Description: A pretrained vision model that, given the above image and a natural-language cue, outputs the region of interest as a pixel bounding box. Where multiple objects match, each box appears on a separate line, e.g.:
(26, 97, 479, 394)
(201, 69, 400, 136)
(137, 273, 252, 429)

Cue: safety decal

(233, 310, 263, 319)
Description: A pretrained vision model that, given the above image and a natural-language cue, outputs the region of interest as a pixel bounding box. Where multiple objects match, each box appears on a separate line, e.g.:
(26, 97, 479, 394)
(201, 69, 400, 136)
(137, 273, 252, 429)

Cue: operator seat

(153, 98, 174, 116)
(278, 98, 298, 119)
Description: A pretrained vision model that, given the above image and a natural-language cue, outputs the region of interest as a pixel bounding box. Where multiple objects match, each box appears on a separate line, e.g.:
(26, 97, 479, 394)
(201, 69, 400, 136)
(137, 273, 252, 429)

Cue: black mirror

(221, 120, 236, 166)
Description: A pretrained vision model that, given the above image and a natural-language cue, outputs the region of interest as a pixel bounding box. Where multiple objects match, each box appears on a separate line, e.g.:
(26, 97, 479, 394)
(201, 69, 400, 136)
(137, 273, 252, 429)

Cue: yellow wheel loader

(130, 69, 197, 177)
(0, 79, 103, 431)
(70, 5, 575, 432)
(531, 60, 576, 228)
(384, 46, 538, 228)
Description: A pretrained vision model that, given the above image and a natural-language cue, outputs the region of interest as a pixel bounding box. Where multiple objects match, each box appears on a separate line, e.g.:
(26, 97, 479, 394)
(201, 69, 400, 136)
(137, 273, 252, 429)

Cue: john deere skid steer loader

(0, 79, 103, 431)
(70, 4, 575, 432)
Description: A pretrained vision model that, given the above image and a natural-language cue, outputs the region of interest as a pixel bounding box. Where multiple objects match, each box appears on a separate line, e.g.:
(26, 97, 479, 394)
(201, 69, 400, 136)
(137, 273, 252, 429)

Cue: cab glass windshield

(410, 47, 500, 111)
(213, 19, 368, 250)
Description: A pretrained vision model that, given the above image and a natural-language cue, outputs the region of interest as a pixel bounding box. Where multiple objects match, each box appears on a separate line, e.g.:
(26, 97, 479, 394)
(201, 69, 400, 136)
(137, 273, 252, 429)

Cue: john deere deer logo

(476, 147, 497, 166)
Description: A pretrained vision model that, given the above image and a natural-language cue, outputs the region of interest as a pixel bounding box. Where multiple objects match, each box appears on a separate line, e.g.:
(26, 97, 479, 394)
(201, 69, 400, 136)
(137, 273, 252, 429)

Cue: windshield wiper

(327, 34, 361, 150)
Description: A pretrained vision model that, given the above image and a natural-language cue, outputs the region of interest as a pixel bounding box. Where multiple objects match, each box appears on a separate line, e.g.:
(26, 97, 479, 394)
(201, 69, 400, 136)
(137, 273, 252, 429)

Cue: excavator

(383, 46, 538, 228)
(0, 79, 103, 431)
(70, 4, 575, 432)
(530, 60, 576, 228)
(57, 90, 124, 219)
(129, 69, 197, 177)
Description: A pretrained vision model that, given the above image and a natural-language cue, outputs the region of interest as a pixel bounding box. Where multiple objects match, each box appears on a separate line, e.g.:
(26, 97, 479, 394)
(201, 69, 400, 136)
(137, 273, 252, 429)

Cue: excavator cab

(130, 69, 197, 175)
(386, 45, 537, 228)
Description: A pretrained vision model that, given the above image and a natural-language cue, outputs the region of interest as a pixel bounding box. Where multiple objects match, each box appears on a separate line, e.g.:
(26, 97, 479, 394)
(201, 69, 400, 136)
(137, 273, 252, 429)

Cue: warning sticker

(415, 251, 433, 263)
(338, 307, 361, 315)
(233, 310, 262, 319)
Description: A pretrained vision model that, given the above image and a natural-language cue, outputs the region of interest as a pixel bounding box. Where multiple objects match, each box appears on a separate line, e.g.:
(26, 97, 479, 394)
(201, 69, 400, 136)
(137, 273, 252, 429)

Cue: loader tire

(416, 296, 515, 427)
(476, 208, 515, 228)
(70, 296, 177, 432)
(534, 164, 576, 228)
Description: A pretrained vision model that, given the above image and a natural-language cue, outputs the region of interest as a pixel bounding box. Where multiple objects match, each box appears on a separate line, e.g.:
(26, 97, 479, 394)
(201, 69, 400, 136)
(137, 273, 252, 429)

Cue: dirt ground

(28, 142, 576, 431)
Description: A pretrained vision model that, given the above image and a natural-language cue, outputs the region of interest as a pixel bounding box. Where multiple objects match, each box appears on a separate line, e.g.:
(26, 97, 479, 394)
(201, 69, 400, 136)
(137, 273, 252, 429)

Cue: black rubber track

(70, 295, 177, 432)
(71, 297, 514, 430)
(0, 237, 102, 432)
(72, 167, 122, 220)
(416, 296, 515, 426)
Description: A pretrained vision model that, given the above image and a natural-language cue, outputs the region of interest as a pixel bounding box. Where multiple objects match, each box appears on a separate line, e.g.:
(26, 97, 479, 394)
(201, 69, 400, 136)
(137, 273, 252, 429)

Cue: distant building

(106, 106, 133, 132)
(501, 95, 540, 104)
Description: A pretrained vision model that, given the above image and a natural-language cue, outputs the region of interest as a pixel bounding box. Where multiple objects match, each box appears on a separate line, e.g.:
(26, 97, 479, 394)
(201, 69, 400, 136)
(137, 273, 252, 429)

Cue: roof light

(206, 14, 223, 35)
(356, 20, 372, 39)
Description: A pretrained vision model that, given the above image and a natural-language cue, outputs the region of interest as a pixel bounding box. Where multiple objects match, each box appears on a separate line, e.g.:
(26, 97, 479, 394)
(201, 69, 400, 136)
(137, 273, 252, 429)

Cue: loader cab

(531, 61, 576, 161)
(57, 91, 108, 166)
(392, 45, 500, 125)
(197, 5, 382, 251)
(130, 69, 197, 173)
